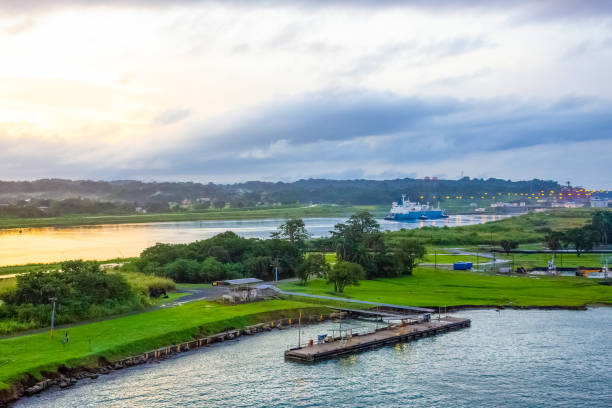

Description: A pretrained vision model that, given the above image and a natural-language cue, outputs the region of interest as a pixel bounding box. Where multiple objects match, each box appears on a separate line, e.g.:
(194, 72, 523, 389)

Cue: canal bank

(10, 308, 612, 408)
(0, 309, 345, 407)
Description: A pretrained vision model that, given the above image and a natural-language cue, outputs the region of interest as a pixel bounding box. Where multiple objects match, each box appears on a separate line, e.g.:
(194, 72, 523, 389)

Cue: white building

(591, 198, 609, 208)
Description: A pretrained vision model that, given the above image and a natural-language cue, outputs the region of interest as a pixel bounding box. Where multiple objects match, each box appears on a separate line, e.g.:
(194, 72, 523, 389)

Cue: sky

(0, 0, 611, 188)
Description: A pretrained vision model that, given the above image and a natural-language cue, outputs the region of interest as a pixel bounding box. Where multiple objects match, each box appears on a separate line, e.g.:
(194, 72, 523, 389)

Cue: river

(15, 308, 612, 407)
(0, 214, 507, 266)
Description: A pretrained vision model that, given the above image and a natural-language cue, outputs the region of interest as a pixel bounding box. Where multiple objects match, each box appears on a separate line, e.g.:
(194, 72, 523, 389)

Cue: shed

(221, 278, 264, 303)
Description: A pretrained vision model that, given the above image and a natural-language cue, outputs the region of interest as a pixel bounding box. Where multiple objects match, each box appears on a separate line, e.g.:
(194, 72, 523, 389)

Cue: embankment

(0, 307, 342, 407)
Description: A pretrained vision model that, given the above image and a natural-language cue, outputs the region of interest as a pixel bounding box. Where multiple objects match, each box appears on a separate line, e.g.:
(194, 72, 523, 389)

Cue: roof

(223, 278, 263, 286)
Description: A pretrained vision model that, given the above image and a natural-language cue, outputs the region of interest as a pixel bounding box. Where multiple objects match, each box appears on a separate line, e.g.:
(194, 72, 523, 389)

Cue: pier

(284, 315, 471, 362)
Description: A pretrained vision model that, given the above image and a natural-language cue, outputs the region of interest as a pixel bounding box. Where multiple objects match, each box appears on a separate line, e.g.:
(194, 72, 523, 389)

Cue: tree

(163, 258, 202, 282)
(326, 261, 364, 293)
(207, 245, 231, 263)
(590, 210, 612, 245)
(330, 211, 380, 267)
(296, 254, 329, 286)
(563, 227, 598, 257)
(393, 239, 426, 275)
(200, 257, 227, 281)
(499, 240, 518, 255)
(271, 218, 310, 249)
(213, 200, 226, 210)
(243, 256, 272, 280)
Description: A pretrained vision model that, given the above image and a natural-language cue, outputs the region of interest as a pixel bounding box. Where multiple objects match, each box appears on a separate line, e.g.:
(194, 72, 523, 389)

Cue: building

(552, 201, 585, 208)
(218, 278, 265, 303)
(591, 198, 609, 208)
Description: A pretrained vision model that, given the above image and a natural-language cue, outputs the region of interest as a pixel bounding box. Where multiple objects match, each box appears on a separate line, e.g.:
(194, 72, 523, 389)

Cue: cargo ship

(384, 195, 448, 221)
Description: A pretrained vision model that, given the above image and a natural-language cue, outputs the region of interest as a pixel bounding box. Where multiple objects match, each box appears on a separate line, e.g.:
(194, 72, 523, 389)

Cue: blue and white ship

(384, 195, 448, 221)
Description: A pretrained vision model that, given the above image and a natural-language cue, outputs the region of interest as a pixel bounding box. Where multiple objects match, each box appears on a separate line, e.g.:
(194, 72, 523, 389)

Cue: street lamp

(49, 297, 57, 337)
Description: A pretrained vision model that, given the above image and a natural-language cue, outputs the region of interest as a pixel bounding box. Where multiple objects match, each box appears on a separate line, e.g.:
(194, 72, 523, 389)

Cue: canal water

(16, 308, 612, 407)
(0, 214, 507, 266)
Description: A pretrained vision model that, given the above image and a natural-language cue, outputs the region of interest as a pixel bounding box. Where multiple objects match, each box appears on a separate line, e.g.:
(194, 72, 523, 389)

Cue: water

(0, 214, 507, 266)
(17, 308, 612, 407)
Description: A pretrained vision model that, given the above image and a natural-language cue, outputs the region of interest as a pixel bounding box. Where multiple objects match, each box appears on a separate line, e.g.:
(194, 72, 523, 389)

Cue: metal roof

(223, 278, 263, 285)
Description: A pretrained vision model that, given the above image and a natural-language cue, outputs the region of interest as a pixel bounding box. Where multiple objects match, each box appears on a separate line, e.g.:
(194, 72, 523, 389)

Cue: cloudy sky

(1, 1, 611, 187)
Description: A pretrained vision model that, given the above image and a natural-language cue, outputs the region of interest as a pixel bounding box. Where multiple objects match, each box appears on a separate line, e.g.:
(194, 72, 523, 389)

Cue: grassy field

(0, 299, 326, 390)
(0, 258, 135, 276)
(0, 204, 372, 230)
(280, 267, 612, 308)
(387, 208, 601, 245)
(0, 278, 15, 295)
(509, 252, 609, 269)
(421, 252, 609, 268)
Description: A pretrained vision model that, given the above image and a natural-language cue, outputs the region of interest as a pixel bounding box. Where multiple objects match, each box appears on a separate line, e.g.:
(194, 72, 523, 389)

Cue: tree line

(135, 212, 426, 292)
(0, 177, 561, 206)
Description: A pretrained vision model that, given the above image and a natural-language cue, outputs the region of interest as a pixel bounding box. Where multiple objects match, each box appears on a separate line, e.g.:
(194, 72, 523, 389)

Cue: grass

(0, 204, 365, 230)
(509, 252, 609, 269)
(280, 267, 612, 308)
(0, 258, 136, 276)
(387, 208, 602, 245)
(0, 262, 63, 277)
(0, 299, 327, 390)
(0, 278, 16, 296)
(306, 252, 338, 265)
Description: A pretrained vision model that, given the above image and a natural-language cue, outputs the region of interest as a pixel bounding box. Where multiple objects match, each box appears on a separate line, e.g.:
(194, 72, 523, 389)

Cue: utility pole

(271, 257, 280, 282)
(49, 297, 57, 337)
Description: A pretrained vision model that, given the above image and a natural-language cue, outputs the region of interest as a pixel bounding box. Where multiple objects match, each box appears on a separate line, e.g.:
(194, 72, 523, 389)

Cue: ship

(384, 194, 448, 221)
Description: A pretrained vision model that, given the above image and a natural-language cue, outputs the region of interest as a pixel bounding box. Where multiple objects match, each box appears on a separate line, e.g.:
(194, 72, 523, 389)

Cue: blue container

(453, 262, 473, 270)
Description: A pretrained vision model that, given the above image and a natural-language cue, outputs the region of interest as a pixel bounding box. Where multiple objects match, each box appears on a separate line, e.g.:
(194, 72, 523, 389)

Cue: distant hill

(0, 177, 561, 206)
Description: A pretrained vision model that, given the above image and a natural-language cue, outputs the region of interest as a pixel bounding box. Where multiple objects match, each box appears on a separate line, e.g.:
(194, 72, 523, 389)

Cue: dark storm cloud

(1, 91, 610, 182)
(181, 92, 612, 154)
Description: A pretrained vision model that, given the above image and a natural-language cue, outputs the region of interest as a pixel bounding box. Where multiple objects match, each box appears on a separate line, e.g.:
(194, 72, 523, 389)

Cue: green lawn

(421, 252, 608, 268)
(280, 267, 612, 308)
(510, 252, 608, 268)
(0, 299, 325, 390)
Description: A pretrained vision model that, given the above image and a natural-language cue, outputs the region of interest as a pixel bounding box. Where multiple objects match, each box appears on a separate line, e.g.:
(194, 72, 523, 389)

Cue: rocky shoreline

(0, 312, 344, 407)
(1, 304, 604, 406)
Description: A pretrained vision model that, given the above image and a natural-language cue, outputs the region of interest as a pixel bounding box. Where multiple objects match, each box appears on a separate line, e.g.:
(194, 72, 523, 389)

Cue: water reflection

(0, 215, 512, 266)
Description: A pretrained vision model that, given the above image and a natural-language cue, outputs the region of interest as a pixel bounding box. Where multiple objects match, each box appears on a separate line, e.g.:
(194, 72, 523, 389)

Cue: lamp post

(49, 297, 57, 337)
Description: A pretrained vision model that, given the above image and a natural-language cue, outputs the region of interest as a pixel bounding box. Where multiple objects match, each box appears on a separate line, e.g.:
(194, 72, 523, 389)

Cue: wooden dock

(284, 316, 471, 362)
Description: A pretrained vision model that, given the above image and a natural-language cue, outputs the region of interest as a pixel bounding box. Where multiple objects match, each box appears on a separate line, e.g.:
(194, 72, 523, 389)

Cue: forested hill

(0, 178, 560, 205)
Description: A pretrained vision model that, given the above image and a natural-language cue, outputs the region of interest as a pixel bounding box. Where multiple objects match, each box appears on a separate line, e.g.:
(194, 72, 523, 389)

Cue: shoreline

(0, 311, 343, 407)
(2, 303, 609, 407)
(0, 206, 368, 231)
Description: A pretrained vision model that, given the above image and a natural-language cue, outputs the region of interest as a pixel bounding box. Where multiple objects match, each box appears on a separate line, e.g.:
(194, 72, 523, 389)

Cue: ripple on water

(16, 308, 612, 408)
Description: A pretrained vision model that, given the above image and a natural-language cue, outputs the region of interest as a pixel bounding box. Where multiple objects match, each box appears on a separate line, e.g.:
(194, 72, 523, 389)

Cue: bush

(0, 260, 143, 333)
